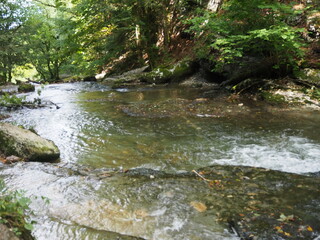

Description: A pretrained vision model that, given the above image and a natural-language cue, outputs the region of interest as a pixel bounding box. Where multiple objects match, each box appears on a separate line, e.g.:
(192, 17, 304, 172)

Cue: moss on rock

(111, 77, 139, 89)
(260, 91, 286, 104)
(17, 83, 35, 93)
(0, 123, 60, 162)
(62, 76, 82, 83)
(140, 60, 195, 84)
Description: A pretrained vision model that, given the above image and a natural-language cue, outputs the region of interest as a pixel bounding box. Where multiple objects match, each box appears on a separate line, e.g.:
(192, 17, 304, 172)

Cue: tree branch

(32, 0, 56, 8)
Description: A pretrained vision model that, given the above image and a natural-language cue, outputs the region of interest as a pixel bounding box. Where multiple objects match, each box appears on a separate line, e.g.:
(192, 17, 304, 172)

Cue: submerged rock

(53, 200, 149, 239)
(192, 165, 320, 239)
(111, 165, 320, 239)
(0, 123, 60, 162)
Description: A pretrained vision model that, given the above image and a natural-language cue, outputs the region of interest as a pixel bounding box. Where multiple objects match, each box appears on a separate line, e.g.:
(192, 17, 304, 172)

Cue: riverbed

(1, 82, 320, 239)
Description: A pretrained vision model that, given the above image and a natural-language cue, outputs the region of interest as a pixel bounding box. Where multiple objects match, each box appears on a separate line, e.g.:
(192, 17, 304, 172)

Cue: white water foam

(209, 135, 320, 174)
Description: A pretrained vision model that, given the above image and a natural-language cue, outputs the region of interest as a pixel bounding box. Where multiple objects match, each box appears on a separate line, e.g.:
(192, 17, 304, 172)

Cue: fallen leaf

(278, 214, 295, 222)
(307, 226, 313, 232)
(190, 201, 207, 212)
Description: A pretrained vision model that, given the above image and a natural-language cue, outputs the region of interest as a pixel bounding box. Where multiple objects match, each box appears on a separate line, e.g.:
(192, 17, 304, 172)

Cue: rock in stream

(0, 123, 60, 162)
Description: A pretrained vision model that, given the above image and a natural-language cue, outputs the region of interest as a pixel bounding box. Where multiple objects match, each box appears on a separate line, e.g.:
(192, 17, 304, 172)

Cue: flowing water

(1, 82, 320, 239)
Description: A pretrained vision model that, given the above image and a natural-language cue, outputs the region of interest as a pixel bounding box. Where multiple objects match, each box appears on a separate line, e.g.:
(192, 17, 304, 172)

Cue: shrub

(187, 0, 305, 76)
(0, 94, 26, 108)
(18, 84, 35, 93)
(0, 180, 34, 239)
(212, 25, 304, 73)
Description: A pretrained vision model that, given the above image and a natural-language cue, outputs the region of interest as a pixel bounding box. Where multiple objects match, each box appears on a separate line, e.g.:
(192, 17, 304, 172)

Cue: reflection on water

(1, 82, 320, 239)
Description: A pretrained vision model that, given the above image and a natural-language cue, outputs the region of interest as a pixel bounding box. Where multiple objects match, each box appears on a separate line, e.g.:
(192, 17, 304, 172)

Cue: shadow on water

(1, 82, 320, 239)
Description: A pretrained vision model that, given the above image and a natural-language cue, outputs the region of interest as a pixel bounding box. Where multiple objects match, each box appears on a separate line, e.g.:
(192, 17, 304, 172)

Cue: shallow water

(1, 82, 320, 239)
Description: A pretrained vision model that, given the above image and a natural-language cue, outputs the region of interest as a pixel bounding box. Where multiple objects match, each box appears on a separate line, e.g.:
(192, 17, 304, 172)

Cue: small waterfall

(207, 0, 222, 12)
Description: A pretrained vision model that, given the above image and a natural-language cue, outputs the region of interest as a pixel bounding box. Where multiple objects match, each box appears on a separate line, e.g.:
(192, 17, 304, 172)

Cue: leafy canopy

(187, 0, 305, 74)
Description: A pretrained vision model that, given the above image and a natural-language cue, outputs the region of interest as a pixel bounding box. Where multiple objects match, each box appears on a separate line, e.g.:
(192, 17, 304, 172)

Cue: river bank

(97, 61, 320, 111)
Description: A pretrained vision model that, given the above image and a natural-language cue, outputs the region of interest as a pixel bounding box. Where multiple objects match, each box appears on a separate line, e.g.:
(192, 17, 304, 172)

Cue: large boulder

(0, 123, 60, 162)
(140, 60, 195, 84)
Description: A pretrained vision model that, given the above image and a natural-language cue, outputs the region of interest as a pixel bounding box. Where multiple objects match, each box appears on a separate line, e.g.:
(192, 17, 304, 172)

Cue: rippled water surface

(1, 82, 320, 239)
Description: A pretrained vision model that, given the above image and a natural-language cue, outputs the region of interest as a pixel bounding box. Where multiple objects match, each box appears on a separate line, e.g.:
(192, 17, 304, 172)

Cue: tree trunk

(7, 55, 13, 82)
(53, 60, 60, 80)
(207, 0, 223, 12)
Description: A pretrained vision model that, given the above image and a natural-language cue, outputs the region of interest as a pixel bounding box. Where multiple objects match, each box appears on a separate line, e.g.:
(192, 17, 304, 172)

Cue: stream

(0, 82, 320, 239)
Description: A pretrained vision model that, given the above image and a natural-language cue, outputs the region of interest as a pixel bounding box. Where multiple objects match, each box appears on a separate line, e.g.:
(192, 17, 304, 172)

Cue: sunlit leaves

(0, 0, 32, 82)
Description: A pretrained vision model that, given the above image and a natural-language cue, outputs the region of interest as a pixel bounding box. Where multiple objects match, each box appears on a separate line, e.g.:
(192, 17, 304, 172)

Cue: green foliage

(0, 0, 31, 82)
(312, 88, 320, 100)
(12, 64, 39, 82)
(70, 0, 199, 70)
(0, 180, 34, 239)
(1, 0, 313, 82)
(302, 87, 320, 101)
(0, 93, 42, 108)
(18, 84, 35, 93)
(0, 0, 199, 78)
(0, 94, 26, 108)
(260, 91, 286, 104)
(187, 0, 306, 75)
(212, 25, 304, 71)
(22, 4, 77, 82)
